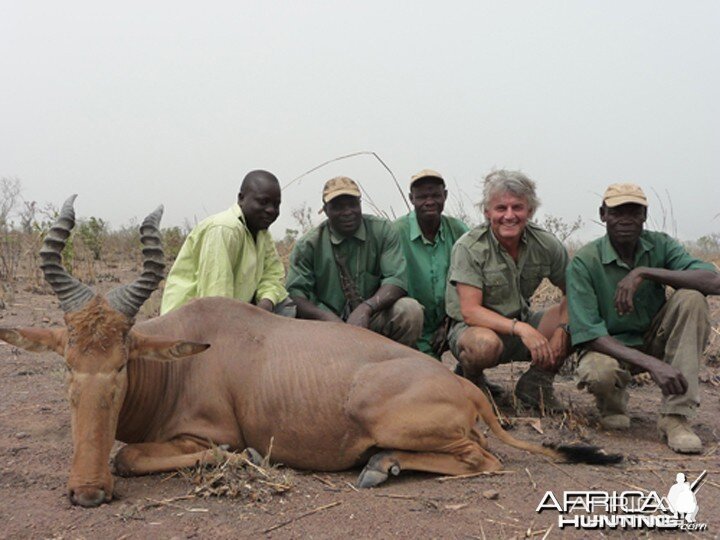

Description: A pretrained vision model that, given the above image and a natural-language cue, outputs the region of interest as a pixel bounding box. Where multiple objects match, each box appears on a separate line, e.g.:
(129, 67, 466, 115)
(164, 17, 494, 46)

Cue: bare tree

(0, 177, 22, 230)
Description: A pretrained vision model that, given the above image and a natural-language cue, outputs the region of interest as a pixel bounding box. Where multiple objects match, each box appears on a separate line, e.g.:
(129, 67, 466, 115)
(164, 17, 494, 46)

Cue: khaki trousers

(576, 289, 710, 418)
(369, 297, 424, 348)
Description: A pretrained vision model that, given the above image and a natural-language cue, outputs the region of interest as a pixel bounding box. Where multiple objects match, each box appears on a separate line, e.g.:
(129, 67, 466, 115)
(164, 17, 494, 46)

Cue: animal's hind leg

(114, 438, 258, 476)
(357, 440, 501, 488)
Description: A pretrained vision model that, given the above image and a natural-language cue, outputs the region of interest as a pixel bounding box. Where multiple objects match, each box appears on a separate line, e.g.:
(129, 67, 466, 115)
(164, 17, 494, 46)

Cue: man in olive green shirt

(567, 183, 720, 453)
(394, 169, 468, 357)
(161, 170, 294, 316)
(446, 170, 570, 411)
(287, 176, 423, 347)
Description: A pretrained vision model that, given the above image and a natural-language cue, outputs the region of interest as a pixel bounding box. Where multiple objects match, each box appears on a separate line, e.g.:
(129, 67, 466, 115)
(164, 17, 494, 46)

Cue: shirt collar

(410, 212, 445, 244)
(232, 203, 247, 225)
(600, 233, 652, 266)
(329, 218, 367, 245)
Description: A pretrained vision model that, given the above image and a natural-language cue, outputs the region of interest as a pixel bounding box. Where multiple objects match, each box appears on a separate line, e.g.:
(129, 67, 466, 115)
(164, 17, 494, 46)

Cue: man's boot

(595, 388, 630, 430)
(514, 365, 565, 413)
(657, 414, 702, 454)
(454, 364, 506, 401)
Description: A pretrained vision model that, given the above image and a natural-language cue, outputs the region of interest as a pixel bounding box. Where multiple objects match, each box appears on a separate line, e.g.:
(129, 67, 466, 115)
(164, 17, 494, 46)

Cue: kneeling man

(446, 170, 570, 410)
(287, 176, 423, 347)
(567, 183, 720, 453)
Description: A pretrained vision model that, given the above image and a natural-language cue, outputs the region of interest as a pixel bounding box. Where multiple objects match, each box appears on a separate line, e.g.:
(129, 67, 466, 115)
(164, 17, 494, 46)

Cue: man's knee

(457, 328, 503, 371)
(383, 297, 423, 346)
(668, 289, 709, 317)
(389, 297, 424, 326)
(576, 352, 629, 394)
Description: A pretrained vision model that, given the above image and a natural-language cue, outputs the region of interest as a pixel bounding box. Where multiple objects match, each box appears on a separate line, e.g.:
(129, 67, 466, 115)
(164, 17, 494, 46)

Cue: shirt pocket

(520, 264, 550, 298)
(483, 270, 512, 305)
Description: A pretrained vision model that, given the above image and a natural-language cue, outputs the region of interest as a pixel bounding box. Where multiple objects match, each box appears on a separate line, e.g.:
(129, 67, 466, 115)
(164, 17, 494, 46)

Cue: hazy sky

(2, 1, 718, 241)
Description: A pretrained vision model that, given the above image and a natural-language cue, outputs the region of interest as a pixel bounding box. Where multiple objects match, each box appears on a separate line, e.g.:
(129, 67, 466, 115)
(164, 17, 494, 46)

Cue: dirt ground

(1, 264, 719, 539)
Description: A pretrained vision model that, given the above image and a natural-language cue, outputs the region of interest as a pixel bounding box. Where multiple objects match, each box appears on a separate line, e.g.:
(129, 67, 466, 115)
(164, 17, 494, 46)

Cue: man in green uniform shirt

(446, 170, 571, 411)
(287, 176, 423, 347)
(394, 169, 468, 357)
(567, 183, 720, 453)
(161, 170, 294, 316)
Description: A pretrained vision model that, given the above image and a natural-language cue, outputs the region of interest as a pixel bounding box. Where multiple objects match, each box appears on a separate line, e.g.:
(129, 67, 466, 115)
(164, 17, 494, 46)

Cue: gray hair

(481, 169, 540, 217)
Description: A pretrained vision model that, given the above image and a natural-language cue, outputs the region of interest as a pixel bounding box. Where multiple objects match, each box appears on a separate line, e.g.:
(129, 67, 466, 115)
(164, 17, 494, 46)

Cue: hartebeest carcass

(0, 197, 620, 507)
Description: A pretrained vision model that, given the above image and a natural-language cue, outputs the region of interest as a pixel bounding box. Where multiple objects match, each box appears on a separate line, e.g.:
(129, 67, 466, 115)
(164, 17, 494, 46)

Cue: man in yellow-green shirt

(160, 170, 294, 316)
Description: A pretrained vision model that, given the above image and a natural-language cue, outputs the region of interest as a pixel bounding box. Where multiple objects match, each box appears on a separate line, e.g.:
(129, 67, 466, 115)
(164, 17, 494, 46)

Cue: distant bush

(77, 217, 107, 261)
(162, 226, 186, 260)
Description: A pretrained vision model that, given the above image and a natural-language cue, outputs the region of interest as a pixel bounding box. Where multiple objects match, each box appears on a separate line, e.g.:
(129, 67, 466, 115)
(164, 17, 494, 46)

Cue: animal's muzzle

(68, 485, 111, 507)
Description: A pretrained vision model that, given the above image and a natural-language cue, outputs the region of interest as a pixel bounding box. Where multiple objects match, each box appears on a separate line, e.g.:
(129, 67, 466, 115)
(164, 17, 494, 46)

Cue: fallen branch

(543, 459, 574, 480)
(646, 455, 717, 462)
(345, 481, 359, 493)
(618, 480, 646, 492)
(141, 495, 197, 511)
(311, 474, 336, 488)
(261, 501, 341, 534)
(525, 526, 552, 538)
(437, 470, 515, 482)
(484, 518, 522, 529)
(525, 467, 537, 490)
(373, 493, 421, 500)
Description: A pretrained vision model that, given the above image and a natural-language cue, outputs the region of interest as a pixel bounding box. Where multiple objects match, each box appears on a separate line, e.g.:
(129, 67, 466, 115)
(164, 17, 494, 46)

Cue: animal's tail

(465, 379, 622, 465)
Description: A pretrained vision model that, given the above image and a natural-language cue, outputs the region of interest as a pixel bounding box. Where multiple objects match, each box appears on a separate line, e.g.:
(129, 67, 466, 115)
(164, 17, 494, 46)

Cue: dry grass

(180, 445, 294, 503)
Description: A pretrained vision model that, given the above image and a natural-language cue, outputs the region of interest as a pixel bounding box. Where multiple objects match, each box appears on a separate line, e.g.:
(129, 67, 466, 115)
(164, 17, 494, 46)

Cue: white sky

(1, 1, 718, 241)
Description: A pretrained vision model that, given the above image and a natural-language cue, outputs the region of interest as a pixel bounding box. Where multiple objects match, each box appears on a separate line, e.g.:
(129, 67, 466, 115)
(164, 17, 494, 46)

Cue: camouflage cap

(322, 176, 361, 204)
(603, 183, 648, 208)
(410, 168, 445, 188)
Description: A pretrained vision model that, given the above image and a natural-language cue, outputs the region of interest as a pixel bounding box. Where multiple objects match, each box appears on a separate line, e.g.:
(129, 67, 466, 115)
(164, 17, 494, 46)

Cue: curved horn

(106, 205, 165, 318)
(39, 195, 95, 313)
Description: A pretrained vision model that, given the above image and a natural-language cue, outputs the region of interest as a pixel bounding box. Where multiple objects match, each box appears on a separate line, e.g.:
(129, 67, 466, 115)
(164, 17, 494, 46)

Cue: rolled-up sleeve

(196, 225, 241, 298)
(567, 257, 609, 347)
(379, 222, 408, 291)
(448, 242, 484, 289)
(255, 235, 288, 305)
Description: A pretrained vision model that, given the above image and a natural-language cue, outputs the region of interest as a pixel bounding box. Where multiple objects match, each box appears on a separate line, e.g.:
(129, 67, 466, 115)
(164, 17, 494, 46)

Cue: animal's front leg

(114, 438, 260, 476)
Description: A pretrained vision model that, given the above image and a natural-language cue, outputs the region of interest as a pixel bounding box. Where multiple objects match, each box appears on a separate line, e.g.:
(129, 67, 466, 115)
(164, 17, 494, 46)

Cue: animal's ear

(128, 331, 210, 362)
(0, 327, 66, 355)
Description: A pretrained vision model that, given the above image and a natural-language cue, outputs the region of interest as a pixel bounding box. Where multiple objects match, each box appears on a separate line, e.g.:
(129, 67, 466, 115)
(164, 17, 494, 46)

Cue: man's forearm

(586, 335, 662, 372)
(461, 304, 517, 336)
(365, 284, 406, 312)
(637, 268, 720, 296)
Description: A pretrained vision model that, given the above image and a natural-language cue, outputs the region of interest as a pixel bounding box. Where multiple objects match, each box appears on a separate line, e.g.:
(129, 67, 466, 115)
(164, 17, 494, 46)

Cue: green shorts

(448, 310, 546, 364)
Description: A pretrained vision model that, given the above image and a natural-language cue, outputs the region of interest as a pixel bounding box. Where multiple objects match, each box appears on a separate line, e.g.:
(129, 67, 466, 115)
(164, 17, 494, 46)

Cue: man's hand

(615, 268, 644, 316)
(515, 322, 554, 369)
(546, 327, 569, 372)
(256, 298, 274, 312)
(648, 361, 688, 396)
(347, 303, 372, 328)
